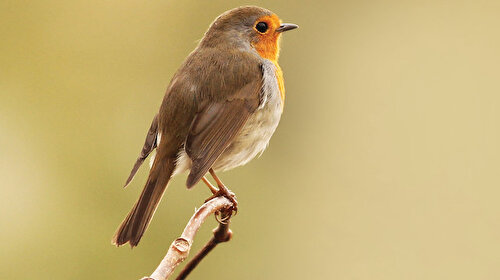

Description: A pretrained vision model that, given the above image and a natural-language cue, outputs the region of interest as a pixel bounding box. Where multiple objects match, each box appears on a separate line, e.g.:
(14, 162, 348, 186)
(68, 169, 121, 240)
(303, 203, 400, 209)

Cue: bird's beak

(276, 23, 299, 33)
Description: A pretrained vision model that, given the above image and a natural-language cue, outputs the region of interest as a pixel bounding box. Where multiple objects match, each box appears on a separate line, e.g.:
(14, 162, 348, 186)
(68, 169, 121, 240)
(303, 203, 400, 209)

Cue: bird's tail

(112, 154, 176, 247)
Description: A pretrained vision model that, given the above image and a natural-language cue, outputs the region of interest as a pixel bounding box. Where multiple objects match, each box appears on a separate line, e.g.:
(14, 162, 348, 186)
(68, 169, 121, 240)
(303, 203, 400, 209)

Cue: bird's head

(200, 6, 298, 61)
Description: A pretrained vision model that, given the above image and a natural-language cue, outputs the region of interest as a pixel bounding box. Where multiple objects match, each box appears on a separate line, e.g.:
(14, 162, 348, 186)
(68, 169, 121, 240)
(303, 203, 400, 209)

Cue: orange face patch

(252, 14, 282, 61)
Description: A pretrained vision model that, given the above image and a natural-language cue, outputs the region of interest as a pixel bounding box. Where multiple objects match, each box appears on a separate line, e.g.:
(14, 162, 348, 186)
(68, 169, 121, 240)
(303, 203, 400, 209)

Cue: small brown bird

(113, 6, 298, 247)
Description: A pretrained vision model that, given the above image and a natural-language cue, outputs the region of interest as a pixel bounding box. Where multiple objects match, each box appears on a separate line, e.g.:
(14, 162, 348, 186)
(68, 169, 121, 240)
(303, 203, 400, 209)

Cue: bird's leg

(201, 176, 218, 195)
(208, 169, 238, 207)
(204, 168, 238, 216)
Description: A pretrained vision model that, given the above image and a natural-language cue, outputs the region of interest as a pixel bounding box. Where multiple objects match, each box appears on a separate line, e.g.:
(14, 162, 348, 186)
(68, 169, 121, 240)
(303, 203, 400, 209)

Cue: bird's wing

(124, 114, 159, 187)
(185, 78, 262, 188)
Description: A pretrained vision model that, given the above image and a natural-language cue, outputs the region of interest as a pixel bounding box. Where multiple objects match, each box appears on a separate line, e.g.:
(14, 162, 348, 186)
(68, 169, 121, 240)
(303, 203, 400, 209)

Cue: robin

(112, 6, 298, 247)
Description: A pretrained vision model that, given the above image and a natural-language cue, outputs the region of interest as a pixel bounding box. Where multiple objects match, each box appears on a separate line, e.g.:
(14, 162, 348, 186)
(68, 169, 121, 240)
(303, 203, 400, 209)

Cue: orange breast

(272, 61, 285, 106)
(251, 14, 285, 106)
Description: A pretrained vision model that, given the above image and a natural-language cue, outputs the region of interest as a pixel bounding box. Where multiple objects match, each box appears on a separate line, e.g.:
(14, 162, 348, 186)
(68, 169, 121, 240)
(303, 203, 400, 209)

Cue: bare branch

(142, 196, 233, 280)
(176, 210, 232, 279)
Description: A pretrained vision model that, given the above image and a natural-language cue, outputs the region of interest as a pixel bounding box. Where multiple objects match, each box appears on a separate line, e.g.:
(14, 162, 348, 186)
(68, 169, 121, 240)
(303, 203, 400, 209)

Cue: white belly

(211, 92, 282, 171)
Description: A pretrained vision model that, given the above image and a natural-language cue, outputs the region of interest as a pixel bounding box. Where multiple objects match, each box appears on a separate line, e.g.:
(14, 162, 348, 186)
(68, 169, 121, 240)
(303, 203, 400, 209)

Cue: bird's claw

(205, 188, 238, 222)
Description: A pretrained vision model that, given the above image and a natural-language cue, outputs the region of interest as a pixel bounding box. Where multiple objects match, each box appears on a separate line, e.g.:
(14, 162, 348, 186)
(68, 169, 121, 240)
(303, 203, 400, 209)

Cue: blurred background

(1, 0, 500, 279)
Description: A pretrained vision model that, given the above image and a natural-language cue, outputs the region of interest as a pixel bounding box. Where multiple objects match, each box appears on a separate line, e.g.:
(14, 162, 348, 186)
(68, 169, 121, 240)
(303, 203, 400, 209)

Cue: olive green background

(1, 0, 500, 279)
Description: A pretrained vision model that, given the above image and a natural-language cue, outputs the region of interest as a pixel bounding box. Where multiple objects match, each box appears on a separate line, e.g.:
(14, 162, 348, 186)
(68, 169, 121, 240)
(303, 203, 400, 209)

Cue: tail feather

(112, 156, 175, 247)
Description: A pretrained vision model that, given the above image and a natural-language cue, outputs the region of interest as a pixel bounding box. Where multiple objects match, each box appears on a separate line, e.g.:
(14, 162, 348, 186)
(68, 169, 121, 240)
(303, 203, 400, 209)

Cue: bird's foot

(205, 186, 238, 223)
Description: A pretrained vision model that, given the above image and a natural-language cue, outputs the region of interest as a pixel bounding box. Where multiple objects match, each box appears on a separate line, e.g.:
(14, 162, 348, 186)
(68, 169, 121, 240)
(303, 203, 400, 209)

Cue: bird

(112, 6, 298, 247)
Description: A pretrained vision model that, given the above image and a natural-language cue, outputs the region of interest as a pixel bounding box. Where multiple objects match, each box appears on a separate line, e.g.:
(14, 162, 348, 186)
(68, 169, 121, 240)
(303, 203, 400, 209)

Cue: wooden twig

(141, 196, 233, 280)
(176, 210, 232, 279)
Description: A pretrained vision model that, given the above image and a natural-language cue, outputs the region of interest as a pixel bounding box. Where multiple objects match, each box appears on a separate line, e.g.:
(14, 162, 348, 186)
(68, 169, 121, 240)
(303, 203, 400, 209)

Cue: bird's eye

(255, 22, 268, 33)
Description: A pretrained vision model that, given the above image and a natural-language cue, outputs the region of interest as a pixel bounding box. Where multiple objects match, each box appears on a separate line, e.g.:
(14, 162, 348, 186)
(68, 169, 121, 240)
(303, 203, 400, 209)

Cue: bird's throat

(253, 35, 280, 61)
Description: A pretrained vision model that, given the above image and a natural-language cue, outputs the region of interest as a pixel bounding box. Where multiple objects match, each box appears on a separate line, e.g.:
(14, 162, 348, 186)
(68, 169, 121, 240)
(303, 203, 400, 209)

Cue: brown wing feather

(185, 79, 261, 188)
(124, 114, 159, 187)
